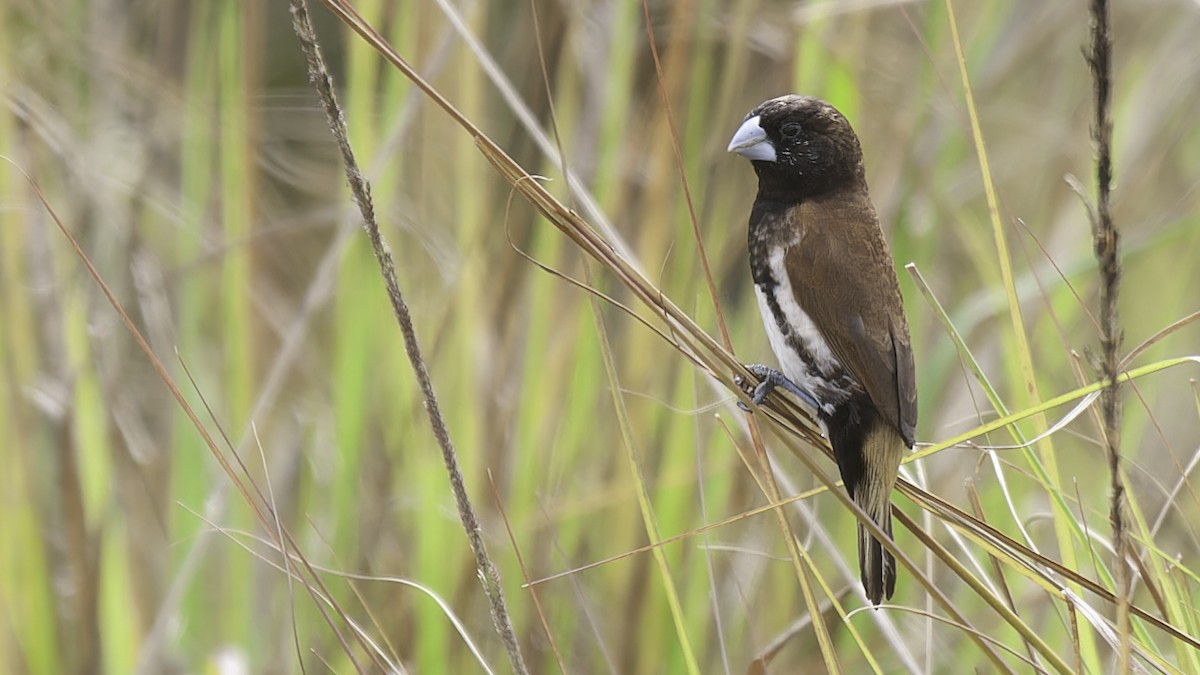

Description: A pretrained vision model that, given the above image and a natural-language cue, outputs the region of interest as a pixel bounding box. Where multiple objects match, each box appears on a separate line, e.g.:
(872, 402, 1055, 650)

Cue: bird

(727, 94, 918, 604)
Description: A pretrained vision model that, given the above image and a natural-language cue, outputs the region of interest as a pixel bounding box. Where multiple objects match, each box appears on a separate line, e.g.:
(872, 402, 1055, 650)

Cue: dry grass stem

(1086, 0, 1130, 669)
(289, 1, 527, 672)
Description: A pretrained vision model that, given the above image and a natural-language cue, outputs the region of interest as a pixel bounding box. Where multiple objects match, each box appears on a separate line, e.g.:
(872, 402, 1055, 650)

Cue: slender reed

(288, 2, 528, 672)
(1087, 0, 1128, 669)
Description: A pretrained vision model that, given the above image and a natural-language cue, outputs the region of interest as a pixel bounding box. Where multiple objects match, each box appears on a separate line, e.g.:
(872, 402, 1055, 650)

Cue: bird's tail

(855, 421, 905, 605)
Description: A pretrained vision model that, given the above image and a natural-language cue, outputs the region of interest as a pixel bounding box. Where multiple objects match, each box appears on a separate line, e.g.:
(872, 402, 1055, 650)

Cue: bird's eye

(781, 122, 801, 138)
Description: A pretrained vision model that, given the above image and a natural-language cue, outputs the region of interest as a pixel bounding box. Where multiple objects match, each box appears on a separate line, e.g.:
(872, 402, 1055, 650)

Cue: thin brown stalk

(1087, 0, 1128, 669)
(639, 0, 733, 354)
(967, 481, 1037, 668)
(1067, 601, 1083, 675)
(176, 355, 376, 672)
(488, 472, 566, 674)
(288, 2, 528, 673)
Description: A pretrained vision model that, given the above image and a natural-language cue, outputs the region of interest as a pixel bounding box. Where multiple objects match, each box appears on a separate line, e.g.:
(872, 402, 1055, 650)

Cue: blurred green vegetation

(2, 0, 1199, 673)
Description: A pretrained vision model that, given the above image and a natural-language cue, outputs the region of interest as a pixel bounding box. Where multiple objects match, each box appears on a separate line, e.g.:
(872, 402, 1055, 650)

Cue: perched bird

(727, 95, 918, 604)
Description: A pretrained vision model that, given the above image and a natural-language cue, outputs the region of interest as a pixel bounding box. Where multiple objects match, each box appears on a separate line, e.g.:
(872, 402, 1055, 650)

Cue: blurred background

(2, 0, 1199, 672)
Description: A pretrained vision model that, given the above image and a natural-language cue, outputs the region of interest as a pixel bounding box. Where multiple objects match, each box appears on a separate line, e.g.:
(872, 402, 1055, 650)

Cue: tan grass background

(2, 0, 1199, 672)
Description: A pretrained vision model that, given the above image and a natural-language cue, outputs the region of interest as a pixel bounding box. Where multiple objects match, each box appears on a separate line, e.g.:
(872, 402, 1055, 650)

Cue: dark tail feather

(850, 419, 904, 605)
(857, 501, 896, 604)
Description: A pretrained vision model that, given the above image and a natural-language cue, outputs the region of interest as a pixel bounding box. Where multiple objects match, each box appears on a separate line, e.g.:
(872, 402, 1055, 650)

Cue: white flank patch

(753, 246, 841, 415)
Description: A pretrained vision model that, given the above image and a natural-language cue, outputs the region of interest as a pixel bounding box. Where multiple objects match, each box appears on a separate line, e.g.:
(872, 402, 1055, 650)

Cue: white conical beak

(727, 115, 776, 162)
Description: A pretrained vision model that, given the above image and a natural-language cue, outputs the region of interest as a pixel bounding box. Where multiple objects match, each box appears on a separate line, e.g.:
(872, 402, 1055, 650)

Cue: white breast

(753, 246, 841, 412)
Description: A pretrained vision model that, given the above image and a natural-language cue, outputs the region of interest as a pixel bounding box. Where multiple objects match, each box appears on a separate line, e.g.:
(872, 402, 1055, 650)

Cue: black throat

(751, 159, 860, 205)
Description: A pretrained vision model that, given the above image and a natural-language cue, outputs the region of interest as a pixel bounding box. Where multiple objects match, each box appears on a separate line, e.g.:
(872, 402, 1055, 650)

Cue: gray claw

(741, 364, 820, 410)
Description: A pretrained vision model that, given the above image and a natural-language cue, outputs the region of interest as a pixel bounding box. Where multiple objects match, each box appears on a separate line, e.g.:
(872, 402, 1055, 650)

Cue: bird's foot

(735, 364, 820, 412)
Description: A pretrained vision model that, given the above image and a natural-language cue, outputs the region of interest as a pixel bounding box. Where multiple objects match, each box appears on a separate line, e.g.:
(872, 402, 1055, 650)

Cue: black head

(727, 95, 865, 201)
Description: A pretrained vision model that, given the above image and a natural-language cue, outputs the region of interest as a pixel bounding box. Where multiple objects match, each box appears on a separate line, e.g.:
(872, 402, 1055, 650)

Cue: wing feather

(782, 196, 918, 446)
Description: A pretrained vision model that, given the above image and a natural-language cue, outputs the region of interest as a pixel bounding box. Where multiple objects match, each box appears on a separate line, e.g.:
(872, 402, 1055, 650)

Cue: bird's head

(727, 95, 865, 200)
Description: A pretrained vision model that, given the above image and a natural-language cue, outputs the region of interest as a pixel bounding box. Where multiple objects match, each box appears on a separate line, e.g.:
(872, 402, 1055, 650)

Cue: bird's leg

(735, 364, 820, 411)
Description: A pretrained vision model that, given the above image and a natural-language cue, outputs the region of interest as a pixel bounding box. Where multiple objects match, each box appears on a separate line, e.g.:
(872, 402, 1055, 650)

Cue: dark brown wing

(783, 195, 918, 446)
